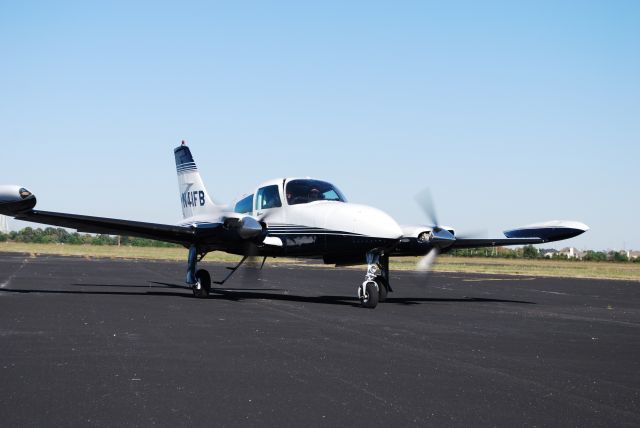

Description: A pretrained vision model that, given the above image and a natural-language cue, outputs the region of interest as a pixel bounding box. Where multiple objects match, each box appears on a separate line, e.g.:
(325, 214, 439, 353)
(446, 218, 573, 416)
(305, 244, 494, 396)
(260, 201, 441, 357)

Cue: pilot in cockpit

(308, 188, 321, 201)
(285, 179, 347, 205)
(264, 194, 278, 209)
(261, 186, 281, 209)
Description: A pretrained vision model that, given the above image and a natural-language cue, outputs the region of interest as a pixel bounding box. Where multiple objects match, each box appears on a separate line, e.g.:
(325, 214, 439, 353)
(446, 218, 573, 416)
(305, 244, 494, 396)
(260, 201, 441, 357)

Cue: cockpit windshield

(285, 179, 347, 205)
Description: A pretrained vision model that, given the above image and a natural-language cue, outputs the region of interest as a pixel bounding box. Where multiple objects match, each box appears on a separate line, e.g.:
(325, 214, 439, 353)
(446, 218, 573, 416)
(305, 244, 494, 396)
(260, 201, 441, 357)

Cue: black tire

(377, 279, 388, 302)
(192, 269, 211, 298)
(361, 281, 379, 309)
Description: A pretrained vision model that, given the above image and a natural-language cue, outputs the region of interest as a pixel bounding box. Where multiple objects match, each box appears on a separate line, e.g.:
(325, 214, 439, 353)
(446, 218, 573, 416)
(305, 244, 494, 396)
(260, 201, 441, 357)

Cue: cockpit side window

(234, 195, 254, 214)
(285, 180, 347, 205)
(255, 185, 282, 210)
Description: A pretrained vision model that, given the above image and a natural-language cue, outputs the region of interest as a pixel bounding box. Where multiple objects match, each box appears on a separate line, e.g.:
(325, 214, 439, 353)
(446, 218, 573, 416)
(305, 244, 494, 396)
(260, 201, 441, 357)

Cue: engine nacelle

(0, 185, 37, 216)
(237, 216, 264, 240)
(223, 215, 266, 241)
(400, 225, 455, 242)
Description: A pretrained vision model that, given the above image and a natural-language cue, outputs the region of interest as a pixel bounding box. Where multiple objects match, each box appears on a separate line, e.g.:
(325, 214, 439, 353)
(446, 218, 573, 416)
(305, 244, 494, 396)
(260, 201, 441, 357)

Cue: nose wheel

(358, 251, 391, 308)
(358, 280, 381, 308)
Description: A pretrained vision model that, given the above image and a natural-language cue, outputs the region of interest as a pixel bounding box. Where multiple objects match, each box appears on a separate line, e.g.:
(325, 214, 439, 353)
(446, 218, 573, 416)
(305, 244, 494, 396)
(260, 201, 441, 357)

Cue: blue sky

(1, 1, 638, 250)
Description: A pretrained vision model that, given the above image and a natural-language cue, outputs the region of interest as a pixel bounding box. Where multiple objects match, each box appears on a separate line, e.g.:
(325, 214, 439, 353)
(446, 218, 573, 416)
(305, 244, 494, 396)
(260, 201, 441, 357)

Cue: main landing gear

(186, 246, 266, 298)
(358, 251, 392, 309)
(187, 245, 211, 298)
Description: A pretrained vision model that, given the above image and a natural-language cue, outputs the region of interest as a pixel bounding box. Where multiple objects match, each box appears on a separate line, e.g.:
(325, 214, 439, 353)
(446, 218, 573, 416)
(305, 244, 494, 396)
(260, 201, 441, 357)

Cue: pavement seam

(0, 257, 30, 290)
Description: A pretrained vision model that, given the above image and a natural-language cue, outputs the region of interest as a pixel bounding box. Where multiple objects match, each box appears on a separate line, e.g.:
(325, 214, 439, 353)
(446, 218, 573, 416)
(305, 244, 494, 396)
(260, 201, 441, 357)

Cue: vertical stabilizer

(174, 142, 218, 220)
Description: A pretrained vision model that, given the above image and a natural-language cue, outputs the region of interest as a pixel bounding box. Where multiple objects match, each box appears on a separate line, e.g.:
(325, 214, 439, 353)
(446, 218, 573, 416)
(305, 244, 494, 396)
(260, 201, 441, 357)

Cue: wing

(450, 221, 591, 249)
(395, 221, 589, 256)
(0, 186, 224, 246)
(14, 210, 211, 246)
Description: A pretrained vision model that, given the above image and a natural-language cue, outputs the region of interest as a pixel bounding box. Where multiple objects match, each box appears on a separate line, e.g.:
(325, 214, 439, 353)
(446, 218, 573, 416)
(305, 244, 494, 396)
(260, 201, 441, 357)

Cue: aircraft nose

(352, 205, 403, 240)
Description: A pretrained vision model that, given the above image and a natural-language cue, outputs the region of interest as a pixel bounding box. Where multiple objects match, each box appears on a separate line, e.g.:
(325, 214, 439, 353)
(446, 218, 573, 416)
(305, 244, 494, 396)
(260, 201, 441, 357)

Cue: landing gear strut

(187, 245, 211, 298)
(358, 251, 392, 308)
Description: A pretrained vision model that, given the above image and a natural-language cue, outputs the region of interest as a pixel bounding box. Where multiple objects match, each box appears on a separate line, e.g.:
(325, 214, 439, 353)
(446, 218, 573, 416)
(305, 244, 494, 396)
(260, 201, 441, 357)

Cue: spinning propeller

(239, 210, 277, 277)
(413, 189, 487, 273)
(213, 211, 272, 286)
(414, 189, 455, 273)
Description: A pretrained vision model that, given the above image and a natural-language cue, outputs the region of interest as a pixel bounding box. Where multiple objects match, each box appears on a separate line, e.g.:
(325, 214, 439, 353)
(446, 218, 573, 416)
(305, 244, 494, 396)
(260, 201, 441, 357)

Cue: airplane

(0, 141, 589, 308)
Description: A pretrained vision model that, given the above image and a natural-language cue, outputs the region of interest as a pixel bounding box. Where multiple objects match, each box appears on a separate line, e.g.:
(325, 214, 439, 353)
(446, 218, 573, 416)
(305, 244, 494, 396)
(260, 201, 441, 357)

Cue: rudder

(174, 141, 217, 220)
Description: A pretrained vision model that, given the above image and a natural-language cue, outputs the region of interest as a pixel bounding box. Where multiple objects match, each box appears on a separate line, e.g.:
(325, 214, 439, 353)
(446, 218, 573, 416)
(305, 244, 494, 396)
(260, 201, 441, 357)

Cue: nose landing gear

(358, 280, 379, 308)
(358, 251, 391, 308)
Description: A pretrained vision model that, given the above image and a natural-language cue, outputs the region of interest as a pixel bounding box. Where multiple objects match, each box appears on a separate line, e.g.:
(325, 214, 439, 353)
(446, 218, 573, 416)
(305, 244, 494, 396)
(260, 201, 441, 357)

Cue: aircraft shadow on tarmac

(0, 281, 536, 307)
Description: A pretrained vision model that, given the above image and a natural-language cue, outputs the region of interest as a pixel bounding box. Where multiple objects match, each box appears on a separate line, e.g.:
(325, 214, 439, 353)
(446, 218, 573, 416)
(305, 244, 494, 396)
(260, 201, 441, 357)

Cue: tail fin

(174, 142, 218, 219)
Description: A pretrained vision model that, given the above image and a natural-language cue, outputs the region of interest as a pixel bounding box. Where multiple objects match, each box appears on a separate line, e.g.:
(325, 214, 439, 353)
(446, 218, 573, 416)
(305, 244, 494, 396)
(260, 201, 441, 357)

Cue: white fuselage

(180, 177, 404, 259)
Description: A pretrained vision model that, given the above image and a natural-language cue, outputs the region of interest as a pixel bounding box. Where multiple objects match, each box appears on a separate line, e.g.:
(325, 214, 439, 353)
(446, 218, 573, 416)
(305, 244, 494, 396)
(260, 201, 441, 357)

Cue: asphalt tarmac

(0, 253, 639, 427)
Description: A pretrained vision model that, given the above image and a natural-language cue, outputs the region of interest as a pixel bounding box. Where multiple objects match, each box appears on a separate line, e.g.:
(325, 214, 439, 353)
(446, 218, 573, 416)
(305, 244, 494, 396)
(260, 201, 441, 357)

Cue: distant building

(627, 250, 640, 260)
(558, 247, 584, 259)
(0, 215, 8, 234)
(540, 249, 558, 258)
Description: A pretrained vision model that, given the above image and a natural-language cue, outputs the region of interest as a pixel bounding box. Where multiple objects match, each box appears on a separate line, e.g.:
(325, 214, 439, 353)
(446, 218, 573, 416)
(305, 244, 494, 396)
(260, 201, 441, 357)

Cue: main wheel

(377, 279, 388, 302)
(360, 281, 379, 309)
(192, 269, 211, 298)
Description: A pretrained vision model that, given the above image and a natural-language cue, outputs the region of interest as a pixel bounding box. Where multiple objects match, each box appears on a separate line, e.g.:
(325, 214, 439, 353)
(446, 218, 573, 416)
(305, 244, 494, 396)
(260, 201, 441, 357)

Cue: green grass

(391, 256, 640, 281)
(0, 242, 241, 262)
(1, 242, 639, 281)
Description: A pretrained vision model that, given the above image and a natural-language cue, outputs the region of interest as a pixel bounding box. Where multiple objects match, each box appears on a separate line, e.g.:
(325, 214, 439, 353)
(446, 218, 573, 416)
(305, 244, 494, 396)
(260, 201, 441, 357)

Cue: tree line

(0, 227, 179, 248)
(450, 245, 639, 262)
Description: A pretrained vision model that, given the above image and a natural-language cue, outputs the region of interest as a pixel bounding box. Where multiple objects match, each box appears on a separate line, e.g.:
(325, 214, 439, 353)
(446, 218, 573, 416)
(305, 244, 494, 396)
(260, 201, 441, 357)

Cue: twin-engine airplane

(0, 142, 588, 308)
